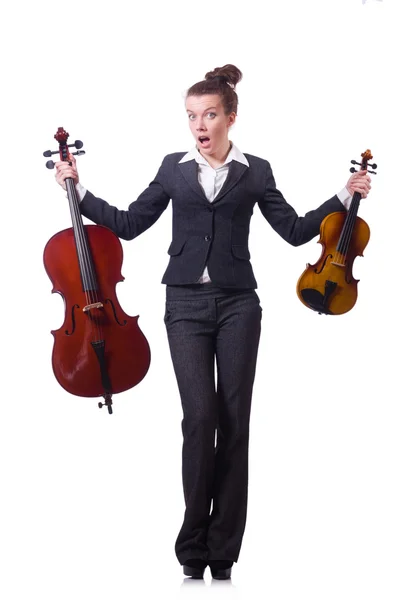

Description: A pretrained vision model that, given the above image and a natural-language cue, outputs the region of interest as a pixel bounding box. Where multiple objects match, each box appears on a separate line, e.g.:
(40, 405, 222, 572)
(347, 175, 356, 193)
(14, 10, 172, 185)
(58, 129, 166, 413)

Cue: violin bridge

(83, 302, 104, 312)
(330, 261, 346, 267)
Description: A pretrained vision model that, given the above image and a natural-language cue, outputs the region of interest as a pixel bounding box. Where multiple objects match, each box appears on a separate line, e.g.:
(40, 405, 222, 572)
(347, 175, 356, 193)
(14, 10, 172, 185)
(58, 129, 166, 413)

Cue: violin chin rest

(299, 288, 334, 315)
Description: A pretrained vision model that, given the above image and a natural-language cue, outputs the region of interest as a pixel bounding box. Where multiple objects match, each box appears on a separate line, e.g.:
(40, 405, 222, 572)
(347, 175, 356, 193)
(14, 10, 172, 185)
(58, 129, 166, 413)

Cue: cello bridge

(83, 302, 104, 312)
(330, 261, 346, 267)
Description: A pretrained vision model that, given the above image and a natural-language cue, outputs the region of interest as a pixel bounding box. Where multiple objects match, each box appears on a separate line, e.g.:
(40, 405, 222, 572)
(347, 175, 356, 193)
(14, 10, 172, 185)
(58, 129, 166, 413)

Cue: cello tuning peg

(349, 167, 357, 173)
(46, 160, 55, 169)
(43, 149, 58, 157)
(71, 150, 85, 156)
(350, 160, 361, 165)
(369, 162, 377, 169)
(68, 139, 84, 149)
(367, 169, 377, 175)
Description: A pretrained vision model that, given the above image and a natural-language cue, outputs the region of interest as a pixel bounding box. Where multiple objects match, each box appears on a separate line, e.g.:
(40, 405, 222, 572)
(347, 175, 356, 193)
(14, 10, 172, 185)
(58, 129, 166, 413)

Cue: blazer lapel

(178, 158, 248, 204)
(213, 160, 248, 203)
(178, 160, 207, 202)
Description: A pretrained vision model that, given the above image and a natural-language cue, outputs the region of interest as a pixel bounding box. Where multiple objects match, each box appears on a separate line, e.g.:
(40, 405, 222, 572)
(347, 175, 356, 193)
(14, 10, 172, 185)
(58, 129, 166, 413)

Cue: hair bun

(205, 64, 242, 89)
(210, 74, 229, 85)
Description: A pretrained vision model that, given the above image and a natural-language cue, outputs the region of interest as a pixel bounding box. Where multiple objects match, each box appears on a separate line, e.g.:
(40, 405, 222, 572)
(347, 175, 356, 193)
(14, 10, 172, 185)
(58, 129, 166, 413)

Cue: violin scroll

(350, 149, 377, 175)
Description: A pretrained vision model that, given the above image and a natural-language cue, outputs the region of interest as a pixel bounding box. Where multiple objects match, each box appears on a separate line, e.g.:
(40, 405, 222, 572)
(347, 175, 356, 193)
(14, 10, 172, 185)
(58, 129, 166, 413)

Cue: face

(185, 94, 236, 158)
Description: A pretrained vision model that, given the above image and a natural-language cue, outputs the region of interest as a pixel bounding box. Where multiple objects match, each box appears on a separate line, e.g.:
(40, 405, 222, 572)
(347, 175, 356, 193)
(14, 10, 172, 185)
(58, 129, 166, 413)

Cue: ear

(227, 112, 237, 128)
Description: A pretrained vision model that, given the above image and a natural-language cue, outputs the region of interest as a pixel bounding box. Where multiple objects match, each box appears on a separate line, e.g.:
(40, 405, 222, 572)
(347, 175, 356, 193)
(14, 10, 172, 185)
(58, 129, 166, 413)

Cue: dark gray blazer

(79, 152, 345, 288)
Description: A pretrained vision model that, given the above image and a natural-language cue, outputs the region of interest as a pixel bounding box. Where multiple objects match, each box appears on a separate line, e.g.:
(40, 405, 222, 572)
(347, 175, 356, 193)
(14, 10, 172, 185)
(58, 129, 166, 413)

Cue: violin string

(341, 193, 360, 260)
(343, 209, 355, 257)
(340, 204, 354, 260)
(335, 209, 352, 264)
(333, 215, 346, 266)
(335, 191, 360, 265)
(333, 217, 346, 266)
(340, 160, 365, 259)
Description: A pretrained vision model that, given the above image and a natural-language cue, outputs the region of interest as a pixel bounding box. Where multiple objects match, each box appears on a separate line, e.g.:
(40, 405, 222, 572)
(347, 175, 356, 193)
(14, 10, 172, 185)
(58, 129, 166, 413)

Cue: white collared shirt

(179, 142, 249, 204)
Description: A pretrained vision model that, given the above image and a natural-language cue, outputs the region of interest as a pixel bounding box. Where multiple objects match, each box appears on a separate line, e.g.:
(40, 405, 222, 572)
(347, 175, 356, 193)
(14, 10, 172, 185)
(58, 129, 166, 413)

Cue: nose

(195, 116, 206, 131)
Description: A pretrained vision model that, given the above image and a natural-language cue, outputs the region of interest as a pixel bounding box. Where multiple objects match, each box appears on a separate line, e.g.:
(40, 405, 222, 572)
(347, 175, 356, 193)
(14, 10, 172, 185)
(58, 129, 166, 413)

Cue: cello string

(80, 223, 105, 343)
(67, 178, 103, 343)
(77, 206, 103, 343)
(66, 178, 92, 314)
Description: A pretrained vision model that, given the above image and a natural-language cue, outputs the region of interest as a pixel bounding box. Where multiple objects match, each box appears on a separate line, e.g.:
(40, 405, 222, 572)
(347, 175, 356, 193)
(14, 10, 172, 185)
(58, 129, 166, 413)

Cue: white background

(1, 0, 396, 598)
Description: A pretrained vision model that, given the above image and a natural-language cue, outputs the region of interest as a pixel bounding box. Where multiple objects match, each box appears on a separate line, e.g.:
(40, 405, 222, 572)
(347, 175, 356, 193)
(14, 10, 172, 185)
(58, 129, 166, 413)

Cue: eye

(188, 114, 195, 120)
(207, 112, 216, 119)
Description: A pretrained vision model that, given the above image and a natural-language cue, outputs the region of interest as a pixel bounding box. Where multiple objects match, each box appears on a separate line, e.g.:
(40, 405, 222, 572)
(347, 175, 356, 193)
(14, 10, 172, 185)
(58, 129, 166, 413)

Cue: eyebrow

(186, 106, 218, 113)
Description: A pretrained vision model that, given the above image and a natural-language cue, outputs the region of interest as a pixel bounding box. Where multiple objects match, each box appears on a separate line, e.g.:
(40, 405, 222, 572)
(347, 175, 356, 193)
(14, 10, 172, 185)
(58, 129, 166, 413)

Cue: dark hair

(186, 64, 243, 115)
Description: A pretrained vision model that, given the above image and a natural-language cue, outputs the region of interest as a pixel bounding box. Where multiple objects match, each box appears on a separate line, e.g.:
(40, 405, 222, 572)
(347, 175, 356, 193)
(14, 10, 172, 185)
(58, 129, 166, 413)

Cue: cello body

(44, 225, 150, 398)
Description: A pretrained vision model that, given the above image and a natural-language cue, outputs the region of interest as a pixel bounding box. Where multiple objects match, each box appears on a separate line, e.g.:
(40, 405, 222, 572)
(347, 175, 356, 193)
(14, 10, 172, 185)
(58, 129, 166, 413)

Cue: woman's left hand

(346, 170, 371, 198)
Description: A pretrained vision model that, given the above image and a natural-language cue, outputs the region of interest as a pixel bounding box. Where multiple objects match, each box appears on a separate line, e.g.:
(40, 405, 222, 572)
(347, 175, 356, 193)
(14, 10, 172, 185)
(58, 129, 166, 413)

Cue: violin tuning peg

(349, 167, 357, 173)
(370, 163, 377, 169)
(71, 150, 85, 156)
(46, 160, 55, 169)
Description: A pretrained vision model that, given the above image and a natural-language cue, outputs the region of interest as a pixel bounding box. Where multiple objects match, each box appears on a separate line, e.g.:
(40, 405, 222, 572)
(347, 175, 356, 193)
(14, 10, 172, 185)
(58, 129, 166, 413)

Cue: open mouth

(198, 136, 210, 147)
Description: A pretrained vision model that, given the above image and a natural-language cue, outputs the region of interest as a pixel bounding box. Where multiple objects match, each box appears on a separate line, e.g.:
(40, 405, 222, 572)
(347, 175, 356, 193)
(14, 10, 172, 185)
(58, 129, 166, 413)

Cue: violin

(296, 149, 376, 315)
(43, 127, 151, 413)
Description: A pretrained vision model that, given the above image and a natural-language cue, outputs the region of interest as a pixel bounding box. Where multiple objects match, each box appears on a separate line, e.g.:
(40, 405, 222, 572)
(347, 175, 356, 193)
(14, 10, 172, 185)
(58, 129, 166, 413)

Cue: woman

(55, 64, 371, 580)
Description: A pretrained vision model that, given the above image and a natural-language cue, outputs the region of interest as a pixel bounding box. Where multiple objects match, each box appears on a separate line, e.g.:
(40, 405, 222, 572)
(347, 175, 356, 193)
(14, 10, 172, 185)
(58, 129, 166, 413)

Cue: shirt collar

(179, 141, 249, 168)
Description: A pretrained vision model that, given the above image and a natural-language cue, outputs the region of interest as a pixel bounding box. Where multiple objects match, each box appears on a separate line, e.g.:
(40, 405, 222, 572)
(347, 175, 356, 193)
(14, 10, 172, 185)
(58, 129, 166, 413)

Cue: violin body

(296, 149, 376, 316)
(43, 127, 151, 413)
(296, 212, 370, 315)
(44, 225, 150, 397)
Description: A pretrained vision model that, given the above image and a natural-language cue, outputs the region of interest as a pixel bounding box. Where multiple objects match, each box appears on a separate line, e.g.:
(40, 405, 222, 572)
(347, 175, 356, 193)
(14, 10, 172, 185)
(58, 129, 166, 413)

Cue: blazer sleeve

(78, 156, 171, 240)
(257, 161, 346, 246)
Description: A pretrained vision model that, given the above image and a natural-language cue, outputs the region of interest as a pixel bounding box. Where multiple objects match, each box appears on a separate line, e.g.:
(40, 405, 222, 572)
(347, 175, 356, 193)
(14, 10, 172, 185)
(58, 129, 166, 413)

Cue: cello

(43, 127, 151, 413)
(296, 149, 376, 315)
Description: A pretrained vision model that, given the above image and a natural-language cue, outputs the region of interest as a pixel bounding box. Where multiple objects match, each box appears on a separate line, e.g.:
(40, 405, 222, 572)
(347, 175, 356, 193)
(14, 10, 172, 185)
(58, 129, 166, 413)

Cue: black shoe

(208, 560, 233, 580)
(183, 558, 207, 579)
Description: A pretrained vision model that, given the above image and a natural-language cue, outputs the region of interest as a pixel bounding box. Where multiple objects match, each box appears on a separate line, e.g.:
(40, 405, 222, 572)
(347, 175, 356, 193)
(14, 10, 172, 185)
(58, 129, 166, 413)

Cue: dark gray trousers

(164, 283, 262, 565)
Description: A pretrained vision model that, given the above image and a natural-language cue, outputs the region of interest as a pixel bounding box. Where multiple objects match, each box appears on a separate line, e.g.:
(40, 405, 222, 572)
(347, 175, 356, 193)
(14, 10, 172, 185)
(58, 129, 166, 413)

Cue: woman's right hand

(55, 154, 79, 190)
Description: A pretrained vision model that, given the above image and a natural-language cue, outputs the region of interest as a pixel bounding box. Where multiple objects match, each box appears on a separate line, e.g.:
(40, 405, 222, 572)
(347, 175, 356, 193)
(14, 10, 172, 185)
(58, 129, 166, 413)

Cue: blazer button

(205, 235, 211, 241)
